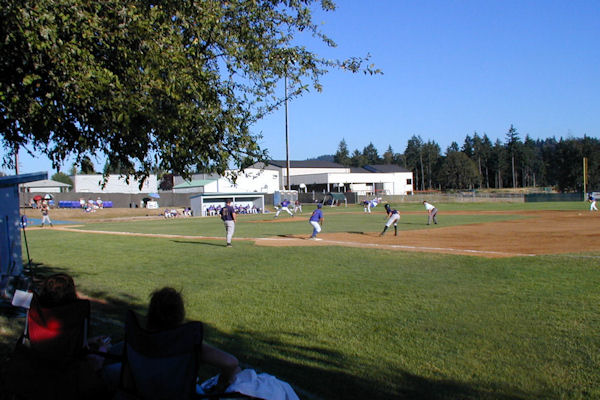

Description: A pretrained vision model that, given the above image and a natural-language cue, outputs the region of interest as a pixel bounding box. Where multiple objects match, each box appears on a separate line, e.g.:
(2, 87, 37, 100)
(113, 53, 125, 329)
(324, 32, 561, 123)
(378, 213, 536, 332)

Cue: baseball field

(1, 201, 599, 399)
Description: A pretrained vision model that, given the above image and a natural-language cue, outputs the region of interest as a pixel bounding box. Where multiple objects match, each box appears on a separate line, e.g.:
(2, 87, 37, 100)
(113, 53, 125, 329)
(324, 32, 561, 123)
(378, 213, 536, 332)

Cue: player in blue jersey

(380, 203, 400, 236)
(275, 199, 294, 218)
(308, 203, 324, 240)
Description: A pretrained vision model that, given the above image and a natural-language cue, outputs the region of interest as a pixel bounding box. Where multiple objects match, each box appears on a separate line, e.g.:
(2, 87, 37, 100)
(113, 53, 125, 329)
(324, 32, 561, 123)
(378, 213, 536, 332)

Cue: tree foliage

(334, 139, 350, 166)
(79, 156, 95, 174)
(404, 135, 424, 190)
(334, 130, 599, 192)
(349, 149, 367, 168)
(158, 173, 174, 191)
(51, 171, 73, 186)
(362, 142, 380, 165)
(439, 150, 478, 190)
(382, 145, 394, 165)
(0, 0, 379, 179)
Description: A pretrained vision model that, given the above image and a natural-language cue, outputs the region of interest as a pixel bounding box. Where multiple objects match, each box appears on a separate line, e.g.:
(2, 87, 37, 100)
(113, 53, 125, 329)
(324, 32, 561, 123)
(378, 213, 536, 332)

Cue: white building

(72, 174, 158, 193)
(258, 161, 414, 196)
(21, 179, 72, 193)
(172, 168, 280, 194)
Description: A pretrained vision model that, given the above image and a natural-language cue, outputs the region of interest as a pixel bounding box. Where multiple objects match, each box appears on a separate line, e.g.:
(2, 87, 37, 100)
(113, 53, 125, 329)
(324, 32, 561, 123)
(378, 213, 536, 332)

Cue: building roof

(267, 160, 347, 169)
(173, 179, 217, 189)
(349, 167, 370, 173)
(191, 192, 266, 197)
(363, 164, 410, 173)
(21, 179, 72, 188)
(0, 172, 48, 187)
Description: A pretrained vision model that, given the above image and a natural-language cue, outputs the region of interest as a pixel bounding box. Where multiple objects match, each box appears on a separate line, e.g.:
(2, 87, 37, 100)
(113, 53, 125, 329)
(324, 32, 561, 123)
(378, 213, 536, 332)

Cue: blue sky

(4, 0, 599, 174)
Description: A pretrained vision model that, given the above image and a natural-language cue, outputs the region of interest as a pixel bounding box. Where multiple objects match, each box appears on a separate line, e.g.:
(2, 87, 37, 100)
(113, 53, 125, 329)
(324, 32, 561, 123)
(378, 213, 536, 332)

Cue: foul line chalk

(257, 237, 536, 257)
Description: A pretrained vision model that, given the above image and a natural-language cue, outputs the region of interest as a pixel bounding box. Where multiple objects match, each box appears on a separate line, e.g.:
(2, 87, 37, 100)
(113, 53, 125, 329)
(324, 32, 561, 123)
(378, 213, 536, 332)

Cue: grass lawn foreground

(1, 202, 598, 399)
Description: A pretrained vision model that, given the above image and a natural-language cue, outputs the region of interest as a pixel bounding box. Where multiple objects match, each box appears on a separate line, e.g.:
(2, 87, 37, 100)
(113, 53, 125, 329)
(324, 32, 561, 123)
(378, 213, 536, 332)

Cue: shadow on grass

(202, 327, 543, 400)
(1, 263, 548, 400)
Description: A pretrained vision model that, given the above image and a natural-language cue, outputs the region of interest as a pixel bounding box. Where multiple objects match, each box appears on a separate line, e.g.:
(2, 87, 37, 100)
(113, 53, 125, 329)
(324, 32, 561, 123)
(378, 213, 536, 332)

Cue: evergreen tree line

(333, 125, 600, 192)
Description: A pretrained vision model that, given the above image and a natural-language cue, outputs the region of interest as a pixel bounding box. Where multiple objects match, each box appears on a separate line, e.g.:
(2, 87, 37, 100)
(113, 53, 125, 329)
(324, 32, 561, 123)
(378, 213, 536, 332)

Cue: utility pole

(512, 155, 516, 188)
(583, 157, 588, 199)
(284, 68, 290, 191)
(14, 145, 19, 175)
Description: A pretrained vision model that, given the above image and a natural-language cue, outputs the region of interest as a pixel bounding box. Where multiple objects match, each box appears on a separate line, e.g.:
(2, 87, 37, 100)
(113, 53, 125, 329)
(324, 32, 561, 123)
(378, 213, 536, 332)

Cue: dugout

(323, 192, 347, 207)
(190, 192, 265, 216)
(0, 172, 48, 295)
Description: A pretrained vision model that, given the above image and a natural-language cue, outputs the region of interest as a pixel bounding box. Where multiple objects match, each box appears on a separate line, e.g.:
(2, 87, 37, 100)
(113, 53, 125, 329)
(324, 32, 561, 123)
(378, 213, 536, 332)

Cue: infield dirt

(26, 208, 600, 258)
(255, 210, 600, 258)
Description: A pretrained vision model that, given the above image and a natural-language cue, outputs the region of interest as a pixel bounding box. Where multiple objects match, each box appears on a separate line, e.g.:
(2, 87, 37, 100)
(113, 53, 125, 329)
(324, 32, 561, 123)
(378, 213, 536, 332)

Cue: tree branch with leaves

(1, 0, 380, 180)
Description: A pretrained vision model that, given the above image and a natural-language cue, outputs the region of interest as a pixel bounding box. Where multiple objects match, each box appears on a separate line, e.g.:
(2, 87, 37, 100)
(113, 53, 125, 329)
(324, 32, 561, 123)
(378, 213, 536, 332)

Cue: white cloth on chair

(198, 368, 299, 400)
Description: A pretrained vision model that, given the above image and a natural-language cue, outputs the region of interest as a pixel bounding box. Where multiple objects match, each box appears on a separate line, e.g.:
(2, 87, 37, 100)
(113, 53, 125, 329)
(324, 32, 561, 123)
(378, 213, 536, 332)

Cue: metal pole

(285, 70, 290, 191)
(21, 216, 34, 280)
(583, 157, 588, 200)
(15, 145, 22, 210)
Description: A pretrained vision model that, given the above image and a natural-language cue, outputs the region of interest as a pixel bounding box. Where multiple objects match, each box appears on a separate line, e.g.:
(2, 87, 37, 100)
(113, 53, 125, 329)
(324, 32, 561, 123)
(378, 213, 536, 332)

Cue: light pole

(284, 69, 290, 191)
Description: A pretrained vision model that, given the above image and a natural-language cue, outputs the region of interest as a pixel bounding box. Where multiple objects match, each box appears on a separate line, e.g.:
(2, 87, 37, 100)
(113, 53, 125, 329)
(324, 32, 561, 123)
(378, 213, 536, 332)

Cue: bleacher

(58, 200, 113, 208)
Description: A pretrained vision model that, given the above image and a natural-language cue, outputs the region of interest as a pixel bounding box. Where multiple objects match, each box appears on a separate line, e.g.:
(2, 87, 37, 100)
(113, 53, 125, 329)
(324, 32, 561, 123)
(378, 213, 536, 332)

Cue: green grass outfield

(1, 202, 598, 399)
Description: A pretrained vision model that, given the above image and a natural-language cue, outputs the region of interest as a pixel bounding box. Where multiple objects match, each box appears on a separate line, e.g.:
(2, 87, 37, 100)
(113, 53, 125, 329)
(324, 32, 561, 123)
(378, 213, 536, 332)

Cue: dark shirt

(220, 205, 235, 221)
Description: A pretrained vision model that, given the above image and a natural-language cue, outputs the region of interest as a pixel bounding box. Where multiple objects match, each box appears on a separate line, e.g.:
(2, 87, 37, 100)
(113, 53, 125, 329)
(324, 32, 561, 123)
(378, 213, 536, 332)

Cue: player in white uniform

(380, 204, 400, 236)
(423, 201, 438, 224)
(589, 195, 598, 211)
(293, 200, 303, 214)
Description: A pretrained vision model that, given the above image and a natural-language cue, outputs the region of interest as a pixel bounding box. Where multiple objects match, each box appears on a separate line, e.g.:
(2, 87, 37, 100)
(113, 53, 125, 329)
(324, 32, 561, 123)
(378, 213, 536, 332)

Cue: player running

(308, 203, 324, 240)
(380, 203, 400, 236)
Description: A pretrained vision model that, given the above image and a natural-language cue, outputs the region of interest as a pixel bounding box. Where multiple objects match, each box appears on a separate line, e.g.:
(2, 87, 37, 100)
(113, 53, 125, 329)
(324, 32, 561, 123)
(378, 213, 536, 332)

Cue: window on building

(407, 179, 412, 185)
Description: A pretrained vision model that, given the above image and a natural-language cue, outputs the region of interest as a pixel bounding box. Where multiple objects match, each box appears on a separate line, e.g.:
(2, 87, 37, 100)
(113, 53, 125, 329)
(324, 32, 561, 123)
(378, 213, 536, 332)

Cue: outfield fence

(359, 192, 586, 204)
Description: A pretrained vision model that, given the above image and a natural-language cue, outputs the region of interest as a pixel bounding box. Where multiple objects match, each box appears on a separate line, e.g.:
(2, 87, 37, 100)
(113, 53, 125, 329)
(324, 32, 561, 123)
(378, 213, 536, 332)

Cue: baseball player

(423, 200, 438, 224)
(309, 203, 324, 240)
(275, 199, 294, 218)
(589, 195, 598, 211)
(363, 200, 371, 213)
(219, 199, 236, 247)
(293, 200, 303, 214)
(40, 201, 53, 227)
(380, 203, 400, 236)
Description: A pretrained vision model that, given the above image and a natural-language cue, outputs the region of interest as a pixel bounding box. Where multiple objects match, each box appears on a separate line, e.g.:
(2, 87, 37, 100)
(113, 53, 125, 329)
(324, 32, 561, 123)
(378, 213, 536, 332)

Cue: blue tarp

(58, 200, 113, 208)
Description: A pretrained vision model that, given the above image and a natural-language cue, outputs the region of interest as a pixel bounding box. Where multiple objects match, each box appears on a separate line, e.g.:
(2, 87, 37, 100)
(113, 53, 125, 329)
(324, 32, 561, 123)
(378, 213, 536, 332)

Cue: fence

(20, 190, 585, 209)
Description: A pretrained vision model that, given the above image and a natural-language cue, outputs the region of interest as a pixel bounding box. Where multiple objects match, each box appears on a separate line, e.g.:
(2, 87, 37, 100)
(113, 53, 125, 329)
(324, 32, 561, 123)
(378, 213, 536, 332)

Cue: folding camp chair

(118, 310, 257, 400)
(2, 294, 109, 399)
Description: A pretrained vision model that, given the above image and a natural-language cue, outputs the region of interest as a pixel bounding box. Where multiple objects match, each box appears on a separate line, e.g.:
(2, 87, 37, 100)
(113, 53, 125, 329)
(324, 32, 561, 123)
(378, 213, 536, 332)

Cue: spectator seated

(2, 274, 110, 399)
(118, 288, 253, 399)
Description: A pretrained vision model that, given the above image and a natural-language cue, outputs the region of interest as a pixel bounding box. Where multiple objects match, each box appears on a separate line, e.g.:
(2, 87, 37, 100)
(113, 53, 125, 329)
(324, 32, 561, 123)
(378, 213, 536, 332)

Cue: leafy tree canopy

(1, 0, 379, 180)
(78, 156, 96, 174)
(51, 171, 73, 186)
